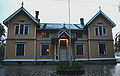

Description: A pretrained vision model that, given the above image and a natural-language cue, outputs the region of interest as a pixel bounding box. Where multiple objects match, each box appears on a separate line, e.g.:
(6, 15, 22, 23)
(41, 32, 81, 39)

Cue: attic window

(42, 32, 49, 38)
(76, 33, 83, 38)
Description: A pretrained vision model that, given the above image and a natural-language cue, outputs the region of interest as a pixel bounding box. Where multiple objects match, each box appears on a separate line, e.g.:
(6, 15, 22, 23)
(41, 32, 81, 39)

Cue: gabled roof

(40, 23, 84, 30)
(86, 10, 116, 27)
(52, 27, 76, 39)
(3, 7, 38, 25)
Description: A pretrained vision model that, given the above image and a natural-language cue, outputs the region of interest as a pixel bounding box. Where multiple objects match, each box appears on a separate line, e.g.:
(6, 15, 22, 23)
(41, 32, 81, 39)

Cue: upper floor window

(75, 44, 84, 56)
(98, 43, 106, 55)
(15, 43, 25, 56)
(15, 21, 29, 35)
(42, 32, 49, 38)
(76, 33, 83, 38)
(94, 26, 107, 36)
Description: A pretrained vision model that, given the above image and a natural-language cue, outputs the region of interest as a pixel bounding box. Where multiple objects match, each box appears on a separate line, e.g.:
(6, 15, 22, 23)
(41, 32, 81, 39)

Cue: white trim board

(4, 58, 115, 62)
(3, 59, 36, 62)
(74, 58, 115, 61)
(37, 59, 54, 61)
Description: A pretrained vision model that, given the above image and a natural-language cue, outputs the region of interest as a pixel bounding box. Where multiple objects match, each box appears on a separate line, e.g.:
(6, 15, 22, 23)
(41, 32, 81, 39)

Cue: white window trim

(40, 44, 50, 56)
(75, 44, 85, 56)
(41, 32, 50, 38)
(98, 42, 107, 56)
(15, 42, 26, 57)
(14, 22, 29, 35)
(94, 25, 107, 36)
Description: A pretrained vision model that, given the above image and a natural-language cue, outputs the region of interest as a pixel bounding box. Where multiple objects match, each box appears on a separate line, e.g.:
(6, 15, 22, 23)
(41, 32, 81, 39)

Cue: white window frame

(15, 43, 26, 57)
(40, 44, 50, 56)
(14, 22, 29, 35)
(94, 25, 107, 36)
(75, 44, 85, 56)
(98, 42, 107, 56)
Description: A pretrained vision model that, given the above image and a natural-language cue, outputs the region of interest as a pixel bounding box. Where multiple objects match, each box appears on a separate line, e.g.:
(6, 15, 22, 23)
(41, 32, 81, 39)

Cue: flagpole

(68, 0, 72, 67)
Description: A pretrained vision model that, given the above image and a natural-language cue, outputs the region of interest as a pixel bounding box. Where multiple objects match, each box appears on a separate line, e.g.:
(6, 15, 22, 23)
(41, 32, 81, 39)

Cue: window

(20, 24, 24, 34)
(15, 25, 19, 35)
(16, 43, 25, 56)
(94, 26, 107, 36)
(76, 33, 83, 38)
(99, 43, 106, 55)
(25, 25, 29, 34)
(41, 44, 50, 56)
(15, 22, 29, 35)
(42, 32, 49, 38)
(76, 44, 84, 56)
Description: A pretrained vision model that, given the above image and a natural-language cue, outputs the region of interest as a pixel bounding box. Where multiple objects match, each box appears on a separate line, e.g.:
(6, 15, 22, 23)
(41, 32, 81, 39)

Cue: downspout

(34, 24, 37, 62)
(88, 27, 91, 61)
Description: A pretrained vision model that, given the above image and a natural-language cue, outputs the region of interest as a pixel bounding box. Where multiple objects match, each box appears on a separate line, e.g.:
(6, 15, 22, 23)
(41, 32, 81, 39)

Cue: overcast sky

(0, 0, 120, 38)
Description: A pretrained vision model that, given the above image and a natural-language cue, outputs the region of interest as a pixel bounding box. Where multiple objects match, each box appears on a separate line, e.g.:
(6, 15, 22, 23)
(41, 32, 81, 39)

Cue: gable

(3, 7, 38, 26)
(85, 10, 116, 28)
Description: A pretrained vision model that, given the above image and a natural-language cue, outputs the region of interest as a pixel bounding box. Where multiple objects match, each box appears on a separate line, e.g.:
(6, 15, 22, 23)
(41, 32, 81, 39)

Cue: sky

(0, 0, 120, 38)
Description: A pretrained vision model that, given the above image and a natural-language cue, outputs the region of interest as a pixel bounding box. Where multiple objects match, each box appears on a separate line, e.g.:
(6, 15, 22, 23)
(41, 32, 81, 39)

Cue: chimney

(35, 11, 39, 20)
(80, 18, 84, 26)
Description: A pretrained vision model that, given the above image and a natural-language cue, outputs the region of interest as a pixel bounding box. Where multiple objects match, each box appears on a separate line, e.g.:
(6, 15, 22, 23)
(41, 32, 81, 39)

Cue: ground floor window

(75, 44, 84, 56)
(98, 43, 106, 55)
(16, 43, 25, 56)
(41, 44, 50, 56)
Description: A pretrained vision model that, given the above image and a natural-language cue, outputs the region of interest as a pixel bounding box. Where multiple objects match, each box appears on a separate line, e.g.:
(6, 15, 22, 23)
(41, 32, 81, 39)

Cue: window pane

(42, 45, 49, 56)
(99, 26, 102, 36)
(103, 27, 107, 35)
(16, 44, 25, 56)
(20, 24, 24, 34)
(76, 45, 83, 56)
(25, 26, 28, 35)
(15, 26, 19, 35)
(95, 27, 98, 36)
(99, 44, 106, 55)
(76, 33, 83, 38)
